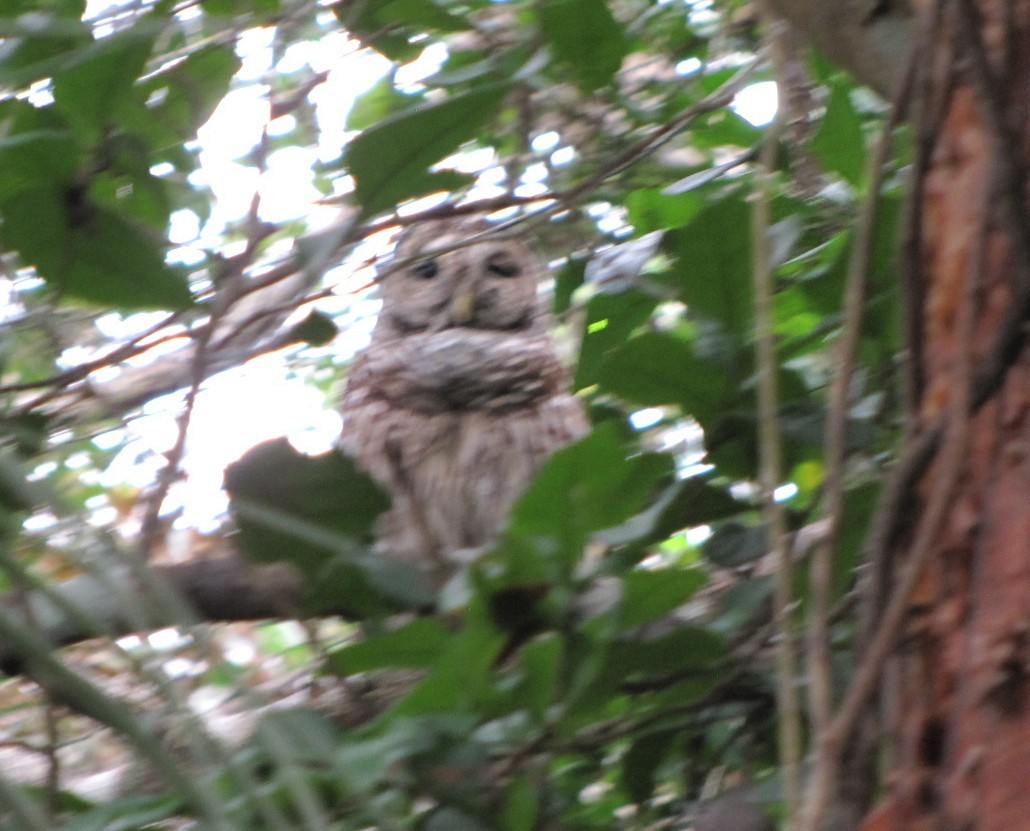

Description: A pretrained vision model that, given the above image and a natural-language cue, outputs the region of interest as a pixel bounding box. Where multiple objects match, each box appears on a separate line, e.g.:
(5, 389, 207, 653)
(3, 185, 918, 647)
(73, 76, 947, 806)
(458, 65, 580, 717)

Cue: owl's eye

(412, 259, 439, 280)
(486, 254, 521, 278)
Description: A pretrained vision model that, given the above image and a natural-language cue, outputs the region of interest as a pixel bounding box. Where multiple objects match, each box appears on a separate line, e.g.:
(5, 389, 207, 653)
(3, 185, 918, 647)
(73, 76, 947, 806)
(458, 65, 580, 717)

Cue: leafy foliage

(0, 0, 908, 828)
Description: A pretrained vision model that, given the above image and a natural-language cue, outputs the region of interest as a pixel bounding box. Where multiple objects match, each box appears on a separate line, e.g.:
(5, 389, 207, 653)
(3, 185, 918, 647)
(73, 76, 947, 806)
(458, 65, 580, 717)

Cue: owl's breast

(353, 330, 566, 413)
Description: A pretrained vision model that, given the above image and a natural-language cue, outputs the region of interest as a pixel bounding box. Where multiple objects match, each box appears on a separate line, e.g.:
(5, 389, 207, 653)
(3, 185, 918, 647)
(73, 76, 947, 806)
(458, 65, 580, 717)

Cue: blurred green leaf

(619, 568, 706, 628)
(597, 331, 727, 423)
(0, 188, 192, 309)
(575, 290, 657, 389)
(501, 774, 538, 831)
(52, 28, 154, 140)
(663, 194, 754, 335)
(505, 425, 673, 574)
(812, 83, 866, 186)
(345, 82, 510, 217)
(704, 521, 767, 568)
(327, 618, 451, 674)
(289, 310, 338, 345)
(225, 439, 430, 614)
(62, 793, 184, 831)
(621, 729, 675, 803)
(538, 0, 628, 92)
(0, 130, 80, 200)
(627, 188, 702, 232)
(130, 44, 241, 146)
(514, 632, 562, 722)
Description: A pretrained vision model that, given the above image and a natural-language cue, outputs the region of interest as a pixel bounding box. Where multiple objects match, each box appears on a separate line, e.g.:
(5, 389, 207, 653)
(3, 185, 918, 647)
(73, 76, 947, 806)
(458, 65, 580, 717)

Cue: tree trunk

(863, 2, 1030, 829)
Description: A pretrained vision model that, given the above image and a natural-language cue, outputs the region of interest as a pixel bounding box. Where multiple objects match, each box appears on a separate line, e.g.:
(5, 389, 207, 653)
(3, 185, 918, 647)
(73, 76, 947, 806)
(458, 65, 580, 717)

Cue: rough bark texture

(863, 2, 1030, 829)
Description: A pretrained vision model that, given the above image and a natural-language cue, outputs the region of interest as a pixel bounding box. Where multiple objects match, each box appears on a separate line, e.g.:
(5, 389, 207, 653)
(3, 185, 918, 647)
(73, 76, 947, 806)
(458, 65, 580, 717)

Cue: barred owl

(340, 216, 589, 583)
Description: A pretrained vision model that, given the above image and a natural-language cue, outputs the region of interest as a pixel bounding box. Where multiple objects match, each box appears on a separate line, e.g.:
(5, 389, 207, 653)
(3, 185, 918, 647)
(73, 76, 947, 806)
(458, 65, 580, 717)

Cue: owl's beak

(449, 288, 476, 324)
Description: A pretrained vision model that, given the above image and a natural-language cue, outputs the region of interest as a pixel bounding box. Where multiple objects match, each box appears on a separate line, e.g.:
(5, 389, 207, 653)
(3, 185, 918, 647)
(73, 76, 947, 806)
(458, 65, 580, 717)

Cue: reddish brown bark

(865, 2, 1030, 829)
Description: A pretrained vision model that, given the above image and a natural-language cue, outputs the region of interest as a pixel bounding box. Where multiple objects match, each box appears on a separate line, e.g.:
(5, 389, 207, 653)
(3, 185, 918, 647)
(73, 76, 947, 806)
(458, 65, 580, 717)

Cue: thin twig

(751, 101, 802, 825)
(807, 42, 914, 760)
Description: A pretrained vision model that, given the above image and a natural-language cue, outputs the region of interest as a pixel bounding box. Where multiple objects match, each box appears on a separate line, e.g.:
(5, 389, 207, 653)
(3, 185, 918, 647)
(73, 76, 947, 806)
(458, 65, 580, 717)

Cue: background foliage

(0, 0, 906, 828)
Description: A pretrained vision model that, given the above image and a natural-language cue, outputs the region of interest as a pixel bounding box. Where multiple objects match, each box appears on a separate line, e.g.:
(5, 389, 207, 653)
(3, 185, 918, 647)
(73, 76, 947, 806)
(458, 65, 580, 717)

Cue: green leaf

(130, 44, 241, 146)
(627, 188, 702, 233)
(811, 83, 866, 186)
(597, 476, 749, 553)
(0, 129, 80, 200)
(326, 618, 451, 674)
(553, 257, 586, 315)
(538, 0, 628, 92)
(336, 0, 469, 61)
(62, 793, 184, 831)
(596, 331, 726, 423)
(0, 188, 192, 310)
(620, 729, 675, 803)
(619, 568, 706, 629)
(515, 632, 562, 722)
(252, 707, 340, 765)
(52, 28, 155, 140)
(375, 0, 468, 32)
(501, 774, 538, 831)
(346, 76, 424, 131)
(345, 83, 510, 217)
(289, 310, 338, 345)
(663, 195, 754, 335)
(506, 425, 673, 572)
(610, 625, 726, 677)
(226, 439, 388, 545)
(387, 611, 503, 719)
(703, 521, 767, 568)
(225, 439, 430, 614)
(0, 9, 92, 89)
(574, 290, 657, 389)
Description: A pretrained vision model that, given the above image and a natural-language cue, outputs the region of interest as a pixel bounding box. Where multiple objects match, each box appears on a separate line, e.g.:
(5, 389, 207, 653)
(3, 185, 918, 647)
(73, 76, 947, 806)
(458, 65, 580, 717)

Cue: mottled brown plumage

(339, 216, 588, 580)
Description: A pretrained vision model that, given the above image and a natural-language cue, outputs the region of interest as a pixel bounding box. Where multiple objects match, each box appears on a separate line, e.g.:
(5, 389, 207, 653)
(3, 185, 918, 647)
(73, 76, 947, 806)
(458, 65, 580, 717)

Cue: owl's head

(374, 215, 544, 338)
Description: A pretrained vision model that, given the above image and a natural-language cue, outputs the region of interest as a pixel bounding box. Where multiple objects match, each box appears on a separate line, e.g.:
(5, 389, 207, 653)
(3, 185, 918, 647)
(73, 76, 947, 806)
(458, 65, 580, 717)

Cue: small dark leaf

(704, 521, 767, 568)
(621, 729, 675, 803)
(289, 310, 338, 345)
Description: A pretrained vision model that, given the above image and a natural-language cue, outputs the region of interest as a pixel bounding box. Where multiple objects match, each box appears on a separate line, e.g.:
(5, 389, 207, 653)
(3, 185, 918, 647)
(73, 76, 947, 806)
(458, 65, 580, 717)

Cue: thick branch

(0, 554, 308, 675)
